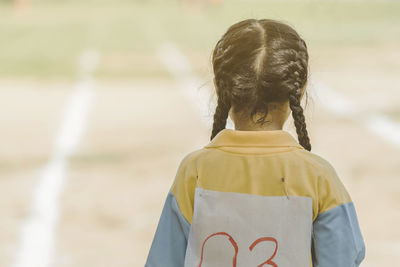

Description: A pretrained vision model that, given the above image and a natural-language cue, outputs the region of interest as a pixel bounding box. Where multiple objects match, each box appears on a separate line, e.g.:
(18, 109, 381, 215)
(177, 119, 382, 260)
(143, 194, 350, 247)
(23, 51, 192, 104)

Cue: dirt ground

(0, 74, 399, 267)
(0, 80, 73, 267)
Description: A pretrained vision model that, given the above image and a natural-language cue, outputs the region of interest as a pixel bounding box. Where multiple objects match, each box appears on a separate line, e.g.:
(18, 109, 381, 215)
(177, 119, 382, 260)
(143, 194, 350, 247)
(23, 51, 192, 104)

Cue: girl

(145, 19, 365, 267)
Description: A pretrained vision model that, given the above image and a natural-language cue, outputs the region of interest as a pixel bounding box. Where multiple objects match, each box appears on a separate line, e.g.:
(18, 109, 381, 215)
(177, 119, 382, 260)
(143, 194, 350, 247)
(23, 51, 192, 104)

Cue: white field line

(313, 80, 400, 148)
(12, 50, 100, 267)
(157, 42, 400, 148)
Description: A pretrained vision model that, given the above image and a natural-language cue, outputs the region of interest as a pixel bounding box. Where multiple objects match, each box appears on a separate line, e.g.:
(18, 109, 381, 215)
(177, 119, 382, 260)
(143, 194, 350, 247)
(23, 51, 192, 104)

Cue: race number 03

(198, 232, 278, 267)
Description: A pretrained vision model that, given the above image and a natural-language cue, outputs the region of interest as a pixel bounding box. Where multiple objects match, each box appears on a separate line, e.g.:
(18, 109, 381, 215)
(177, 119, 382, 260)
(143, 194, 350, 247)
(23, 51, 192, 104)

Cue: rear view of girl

(146, 19, 365, 267)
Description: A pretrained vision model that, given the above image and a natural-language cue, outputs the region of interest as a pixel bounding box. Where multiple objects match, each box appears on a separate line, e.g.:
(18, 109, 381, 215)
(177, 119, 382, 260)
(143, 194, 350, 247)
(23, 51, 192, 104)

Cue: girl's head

(211, 19, 311, 151)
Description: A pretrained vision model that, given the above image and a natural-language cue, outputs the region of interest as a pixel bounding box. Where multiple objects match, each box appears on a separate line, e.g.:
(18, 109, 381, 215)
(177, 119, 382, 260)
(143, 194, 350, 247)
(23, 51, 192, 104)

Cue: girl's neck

(233, 122, 283, 131)
(230, 103, 289, 131)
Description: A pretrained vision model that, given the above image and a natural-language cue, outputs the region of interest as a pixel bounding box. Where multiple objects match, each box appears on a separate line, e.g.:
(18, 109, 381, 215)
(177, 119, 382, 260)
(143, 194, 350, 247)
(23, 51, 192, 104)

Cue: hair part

(210, 18, 311, 151)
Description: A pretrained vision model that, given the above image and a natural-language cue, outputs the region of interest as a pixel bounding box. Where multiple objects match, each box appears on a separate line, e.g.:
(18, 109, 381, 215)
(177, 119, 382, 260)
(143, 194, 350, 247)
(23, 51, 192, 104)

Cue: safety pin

(281, 177, 290, 200)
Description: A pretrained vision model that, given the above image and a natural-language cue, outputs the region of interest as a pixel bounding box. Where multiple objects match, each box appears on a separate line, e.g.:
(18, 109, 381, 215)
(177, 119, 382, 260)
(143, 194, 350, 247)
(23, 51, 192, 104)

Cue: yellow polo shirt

(146, 129, 365, 267)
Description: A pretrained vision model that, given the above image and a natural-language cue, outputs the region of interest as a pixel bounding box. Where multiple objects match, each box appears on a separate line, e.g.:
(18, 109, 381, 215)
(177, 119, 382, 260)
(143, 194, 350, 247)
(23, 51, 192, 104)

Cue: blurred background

(1, 0, 399, 266)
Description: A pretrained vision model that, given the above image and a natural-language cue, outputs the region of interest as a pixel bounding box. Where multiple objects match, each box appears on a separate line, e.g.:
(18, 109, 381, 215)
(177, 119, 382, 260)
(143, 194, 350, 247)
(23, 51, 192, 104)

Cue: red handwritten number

(198, 233, 278, 267)
(198, 232, 239, 267)
(249, 237, 278, 267)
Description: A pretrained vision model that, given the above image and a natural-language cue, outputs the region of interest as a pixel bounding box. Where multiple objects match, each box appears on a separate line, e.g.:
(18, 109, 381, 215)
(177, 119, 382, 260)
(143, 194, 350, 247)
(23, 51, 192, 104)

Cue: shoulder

(171, 148, 209, 224)
(293, 149, 340, 178)
(294, 150, 352, 213)
(173, 148, 211, 178)
(179, 148, 208, 167)
(172, 147, 210, 190)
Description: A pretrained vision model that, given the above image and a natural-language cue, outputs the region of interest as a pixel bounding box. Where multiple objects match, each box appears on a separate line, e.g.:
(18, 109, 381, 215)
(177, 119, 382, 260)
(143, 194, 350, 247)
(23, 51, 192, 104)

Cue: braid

(210, 93, 231, 140)
(210, 19, 312, 149)
(288, 71, 311, 151)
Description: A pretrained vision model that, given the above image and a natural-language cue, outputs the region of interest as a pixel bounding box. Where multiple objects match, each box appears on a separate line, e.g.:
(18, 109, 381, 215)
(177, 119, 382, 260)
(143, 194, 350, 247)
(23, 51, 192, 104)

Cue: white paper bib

(184, 188, 312, 267)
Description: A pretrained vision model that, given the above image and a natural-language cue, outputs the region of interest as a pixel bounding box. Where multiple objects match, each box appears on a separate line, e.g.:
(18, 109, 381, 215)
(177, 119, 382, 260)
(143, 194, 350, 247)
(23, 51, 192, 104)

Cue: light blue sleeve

(311, 202, 366, 267)
(145, 190, 191, 267)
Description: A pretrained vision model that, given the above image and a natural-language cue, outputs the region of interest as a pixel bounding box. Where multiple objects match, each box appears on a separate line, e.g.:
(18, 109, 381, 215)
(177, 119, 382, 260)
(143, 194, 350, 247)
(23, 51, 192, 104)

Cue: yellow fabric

(171, 128, 352, 225)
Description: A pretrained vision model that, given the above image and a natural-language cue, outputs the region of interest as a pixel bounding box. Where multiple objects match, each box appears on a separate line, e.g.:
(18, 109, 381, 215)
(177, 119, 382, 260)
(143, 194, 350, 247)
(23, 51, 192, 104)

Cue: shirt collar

(204, 128, 303, 149)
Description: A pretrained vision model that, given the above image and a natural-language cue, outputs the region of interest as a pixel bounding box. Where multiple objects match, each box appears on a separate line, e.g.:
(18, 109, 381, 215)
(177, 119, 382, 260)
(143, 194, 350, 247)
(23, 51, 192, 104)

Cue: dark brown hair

(211, 18, 311, 151)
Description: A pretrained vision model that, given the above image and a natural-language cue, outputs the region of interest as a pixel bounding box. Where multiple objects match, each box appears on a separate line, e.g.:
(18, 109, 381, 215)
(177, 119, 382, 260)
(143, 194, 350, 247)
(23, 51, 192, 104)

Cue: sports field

(1, 0, 399, 266)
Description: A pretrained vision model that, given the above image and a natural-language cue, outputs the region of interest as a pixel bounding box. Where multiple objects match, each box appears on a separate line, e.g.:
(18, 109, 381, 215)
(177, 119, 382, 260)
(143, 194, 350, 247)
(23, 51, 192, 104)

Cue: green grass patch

(0, 0, 399, 80)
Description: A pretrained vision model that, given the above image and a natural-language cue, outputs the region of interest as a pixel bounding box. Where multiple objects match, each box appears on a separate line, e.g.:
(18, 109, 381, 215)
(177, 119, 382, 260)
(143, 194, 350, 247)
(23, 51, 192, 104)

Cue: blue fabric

(312, 202, 365, 267)
(145, 190, 190, 267)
